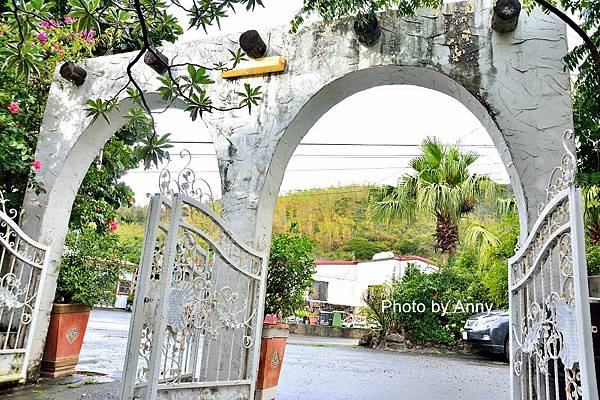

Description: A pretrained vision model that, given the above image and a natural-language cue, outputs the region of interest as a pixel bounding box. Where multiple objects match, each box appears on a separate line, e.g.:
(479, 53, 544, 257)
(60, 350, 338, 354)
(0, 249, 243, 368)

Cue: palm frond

(368, 180, 417, 224)
(463, 217, 501, 267)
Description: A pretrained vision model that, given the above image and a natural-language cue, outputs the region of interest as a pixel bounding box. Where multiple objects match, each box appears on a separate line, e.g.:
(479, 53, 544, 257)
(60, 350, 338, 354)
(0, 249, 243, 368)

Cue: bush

(390, 266, 487, 344)
(588, 244, 600, 276)
(56, 229, 126, 308)
(482, 262, 509, 309)
(264, 231, 316, 318)
(116, 223, 145, 264)
(343, 237, 384, 260)
(361, 284, 398, 336)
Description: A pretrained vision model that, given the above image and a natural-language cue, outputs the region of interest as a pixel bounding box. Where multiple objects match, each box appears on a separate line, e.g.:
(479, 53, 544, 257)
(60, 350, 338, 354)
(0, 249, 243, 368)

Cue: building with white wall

(310, 252, 437, 309)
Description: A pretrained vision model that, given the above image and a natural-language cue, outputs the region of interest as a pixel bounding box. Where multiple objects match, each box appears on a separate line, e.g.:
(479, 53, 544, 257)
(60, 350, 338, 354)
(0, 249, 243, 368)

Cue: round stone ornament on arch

(22, 0, 574, 385)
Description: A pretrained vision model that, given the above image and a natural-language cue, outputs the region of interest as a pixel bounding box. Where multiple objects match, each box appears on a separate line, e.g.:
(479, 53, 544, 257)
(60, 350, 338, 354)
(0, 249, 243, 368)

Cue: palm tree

(369, 137, 497, 264)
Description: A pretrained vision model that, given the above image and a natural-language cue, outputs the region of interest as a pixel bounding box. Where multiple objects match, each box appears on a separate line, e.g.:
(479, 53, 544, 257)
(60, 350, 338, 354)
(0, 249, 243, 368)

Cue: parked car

(462, 310, 509, 359)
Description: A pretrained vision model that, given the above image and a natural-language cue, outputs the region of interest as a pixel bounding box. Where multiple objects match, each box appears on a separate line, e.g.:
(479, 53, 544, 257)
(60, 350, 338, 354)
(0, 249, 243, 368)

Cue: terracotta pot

(41, 304, 90, 378)
(255, 322, 289, 400)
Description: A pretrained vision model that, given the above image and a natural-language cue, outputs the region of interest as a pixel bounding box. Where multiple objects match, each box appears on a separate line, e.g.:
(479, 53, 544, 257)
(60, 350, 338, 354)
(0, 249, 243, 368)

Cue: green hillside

(118, 184, 515, 265)
(272, 185, 439, 262)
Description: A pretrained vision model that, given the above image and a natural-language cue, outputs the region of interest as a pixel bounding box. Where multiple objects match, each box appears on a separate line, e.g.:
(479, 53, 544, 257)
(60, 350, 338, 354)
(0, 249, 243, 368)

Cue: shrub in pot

(41, 229, 125, 378)
(256, 230, 315, 400)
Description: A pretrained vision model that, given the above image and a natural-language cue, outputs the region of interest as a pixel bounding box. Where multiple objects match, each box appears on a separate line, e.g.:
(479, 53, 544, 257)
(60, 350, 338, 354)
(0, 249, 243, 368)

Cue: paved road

(279, 344, 509, 400)
(1, 309, 509, 399)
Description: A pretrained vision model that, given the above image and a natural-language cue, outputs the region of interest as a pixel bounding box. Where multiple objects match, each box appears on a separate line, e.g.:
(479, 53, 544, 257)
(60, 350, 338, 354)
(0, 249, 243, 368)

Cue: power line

(169, 141, 496, 148)
(126, 162, 505, 174)
(173, 153, 500, 160)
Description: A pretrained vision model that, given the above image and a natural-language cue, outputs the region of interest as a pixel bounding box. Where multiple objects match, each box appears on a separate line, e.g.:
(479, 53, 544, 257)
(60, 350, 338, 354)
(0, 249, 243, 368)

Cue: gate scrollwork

(122, 182, 267, 400)
(509, 130, 597, 400)
(0, 190, 49, 383)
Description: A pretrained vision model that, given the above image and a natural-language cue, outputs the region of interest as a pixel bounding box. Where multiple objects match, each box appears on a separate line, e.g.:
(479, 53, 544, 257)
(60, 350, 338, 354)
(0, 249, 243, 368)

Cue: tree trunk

(589, 222, 600, 245)
(435, 214, 459, 264)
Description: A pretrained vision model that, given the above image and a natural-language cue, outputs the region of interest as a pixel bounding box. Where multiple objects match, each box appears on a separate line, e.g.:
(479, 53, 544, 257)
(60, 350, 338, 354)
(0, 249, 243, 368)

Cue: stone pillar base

(40, 358, 78, 378)
(255, 386, 277, 400)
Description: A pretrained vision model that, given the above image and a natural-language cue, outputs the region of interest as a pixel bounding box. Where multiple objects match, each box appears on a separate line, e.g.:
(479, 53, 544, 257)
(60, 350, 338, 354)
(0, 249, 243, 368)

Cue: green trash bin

(332, 311, 343, 328)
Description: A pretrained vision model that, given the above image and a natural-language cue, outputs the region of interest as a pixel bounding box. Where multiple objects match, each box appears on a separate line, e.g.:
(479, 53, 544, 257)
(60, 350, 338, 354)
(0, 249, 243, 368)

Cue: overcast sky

(122, 0, 579, 205)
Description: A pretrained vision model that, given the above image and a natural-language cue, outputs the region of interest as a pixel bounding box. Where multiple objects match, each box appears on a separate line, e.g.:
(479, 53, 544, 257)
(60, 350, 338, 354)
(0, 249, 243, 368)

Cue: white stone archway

(22, 0, 573, 380)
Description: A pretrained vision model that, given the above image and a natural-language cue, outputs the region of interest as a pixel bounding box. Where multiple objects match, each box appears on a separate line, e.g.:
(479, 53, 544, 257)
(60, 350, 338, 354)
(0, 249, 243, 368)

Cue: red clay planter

(41, 304, 90, 378)
(255, 322, 289, 400)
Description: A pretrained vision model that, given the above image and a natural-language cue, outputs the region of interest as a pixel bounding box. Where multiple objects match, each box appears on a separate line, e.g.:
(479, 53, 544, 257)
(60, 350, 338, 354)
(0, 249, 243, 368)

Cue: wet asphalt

(1, 309, 509, 400)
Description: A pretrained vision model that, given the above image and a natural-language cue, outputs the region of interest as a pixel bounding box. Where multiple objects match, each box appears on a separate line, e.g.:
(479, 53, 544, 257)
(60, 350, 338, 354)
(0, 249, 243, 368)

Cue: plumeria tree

(0, 0, 267, 239)
(1, 0, 263, 165)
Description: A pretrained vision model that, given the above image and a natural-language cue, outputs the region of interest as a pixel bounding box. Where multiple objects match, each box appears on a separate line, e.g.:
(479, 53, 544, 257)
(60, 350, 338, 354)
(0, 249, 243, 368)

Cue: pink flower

(40, 185, 46, 192)
(8, 102, 19, 114)
(64, 16, 78, 24)
(50, 19, 60, 27)
(37, 32, 48, 44)
(51, 44, 65, 55)
(80, 30, 94, 44)
(108, 219, 119, 233)
(39, 21, 52, 30)
(31, 160, 41, 171)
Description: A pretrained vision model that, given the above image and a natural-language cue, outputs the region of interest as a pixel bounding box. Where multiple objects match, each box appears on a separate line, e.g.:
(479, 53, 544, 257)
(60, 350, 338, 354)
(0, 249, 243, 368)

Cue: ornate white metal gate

(0, 191, 49, 383)
(509, 131, 598, 400)
(121, 165, 268, 400)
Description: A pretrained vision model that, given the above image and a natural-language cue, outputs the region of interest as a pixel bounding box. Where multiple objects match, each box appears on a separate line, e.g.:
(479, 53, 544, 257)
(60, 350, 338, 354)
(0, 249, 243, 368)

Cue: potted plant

(256, 230, 316, 400)
(41, 229, 124, 378)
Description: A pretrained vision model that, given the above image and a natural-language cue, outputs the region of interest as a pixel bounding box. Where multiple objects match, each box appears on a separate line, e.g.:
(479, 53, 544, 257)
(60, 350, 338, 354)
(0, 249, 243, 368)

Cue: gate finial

(157, 149, 216, 209)
(538, 129, 577, 215)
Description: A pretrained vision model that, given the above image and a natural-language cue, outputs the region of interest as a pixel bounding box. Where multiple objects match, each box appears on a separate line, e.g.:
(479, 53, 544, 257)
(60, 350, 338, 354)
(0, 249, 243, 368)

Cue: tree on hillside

(369, 137, 497, 264)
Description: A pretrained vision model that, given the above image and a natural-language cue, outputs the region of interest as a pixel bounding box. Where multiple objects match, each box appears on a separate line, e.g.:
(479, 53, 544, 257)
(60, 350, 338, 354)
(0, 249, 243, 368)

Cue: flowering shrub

(0, 6, 135, 226)
(8, 102, 19, 114)
(0, 77, 46, 206)
(33, 17, 94, 76)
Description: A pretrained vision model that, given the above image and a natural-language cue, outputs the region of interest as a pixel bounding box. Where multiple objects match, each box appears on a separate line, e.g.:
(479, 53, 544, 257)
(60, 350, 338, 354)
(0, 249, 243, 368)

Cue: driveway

(2, 309, 509, 399)
(278, 344, 508, 400)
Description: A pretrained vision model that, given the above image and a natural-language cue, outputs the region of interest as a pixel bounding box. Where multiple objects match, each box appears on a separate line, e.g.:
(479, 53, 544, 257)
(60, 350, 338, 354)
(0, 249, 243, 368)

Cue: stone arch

(256, 65, 528, 245)
(212, 3, 572, 252)
(22, 0, 574, 379)
(19, 94, 200, 376)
